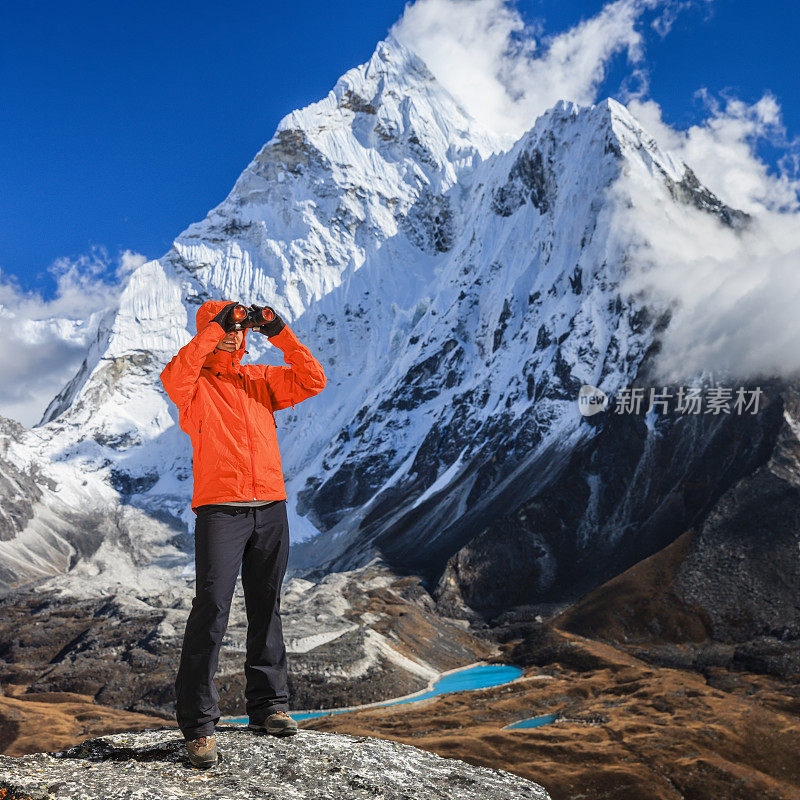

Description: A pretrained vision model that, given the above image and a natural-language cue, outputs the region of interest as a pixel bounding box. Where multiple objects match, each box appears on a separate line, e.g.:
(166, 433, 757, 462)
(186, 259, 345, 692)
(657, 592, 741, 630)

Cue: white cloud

(613, 94, 800, 383)
(650, 0, 707, 36)
(0, 247, 147, 427)
(392, 0, 696, 141)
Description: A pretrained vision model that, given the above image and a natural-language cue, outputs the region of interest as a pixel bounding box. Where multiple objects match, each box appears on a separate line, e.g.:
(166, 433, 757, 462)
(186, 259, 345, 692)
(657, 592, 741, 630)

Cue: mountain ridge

(0, 36, 763, 609)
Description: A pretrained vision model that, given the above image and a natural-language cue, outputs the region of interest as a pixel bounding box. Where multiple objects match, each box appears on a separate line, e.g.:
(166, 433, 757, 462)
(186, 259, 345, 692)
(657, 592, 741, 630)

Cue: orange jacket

(160, 299, 327, 512)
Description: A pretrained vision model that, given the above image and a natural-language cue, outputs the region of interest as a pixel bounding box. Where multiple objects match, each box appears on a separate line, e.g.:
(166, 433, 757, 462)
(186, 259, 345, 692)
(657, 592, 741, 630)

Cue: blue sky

(1, 0, 797, 299)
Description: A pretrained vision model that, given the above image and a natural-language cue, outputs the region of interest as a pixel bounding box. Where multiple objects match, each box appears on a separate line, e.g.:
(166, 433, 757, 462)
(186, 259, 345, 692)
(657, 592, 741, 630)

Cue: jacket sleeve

(259, 324, 327, 411)
(160, 321, 226, 409)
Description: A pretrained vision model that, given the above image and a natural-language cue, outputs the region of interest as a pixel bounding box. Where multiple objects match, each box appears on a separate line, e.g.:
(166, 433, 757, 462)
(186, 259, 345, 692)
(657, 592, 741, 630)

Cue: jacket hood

(196, 299, 249, 372)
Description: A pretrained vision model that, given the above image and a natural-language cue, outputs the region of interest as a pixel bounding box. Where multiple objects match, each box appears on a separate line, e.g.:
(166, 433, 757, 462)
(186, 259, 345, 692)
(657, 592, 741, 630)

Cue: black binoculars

(228, 304, 277, 331)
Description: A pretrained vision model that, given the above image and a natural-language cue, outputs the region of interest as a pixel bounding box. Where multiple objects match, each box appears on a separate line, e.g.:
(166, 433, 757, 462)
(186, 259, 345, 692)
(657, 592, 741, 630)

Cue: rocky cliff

(551, 382, 800, 680)
(0, 727, 551, 799)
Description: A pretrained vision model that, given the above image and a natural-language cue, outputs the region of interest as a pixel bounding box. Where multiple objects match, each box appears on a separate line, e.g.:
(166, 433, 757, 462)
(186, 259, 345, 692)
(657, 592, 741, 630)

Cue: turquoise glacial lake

(504, 713, 559, 729)
(225, 663, 523, 723)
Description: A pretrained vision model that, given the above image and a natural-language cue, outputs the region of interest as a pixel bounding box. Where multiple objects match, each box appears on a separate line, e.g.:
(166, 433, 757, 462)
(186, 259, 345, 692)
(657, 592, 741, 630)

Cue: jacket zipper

(236, 374, 259, 500)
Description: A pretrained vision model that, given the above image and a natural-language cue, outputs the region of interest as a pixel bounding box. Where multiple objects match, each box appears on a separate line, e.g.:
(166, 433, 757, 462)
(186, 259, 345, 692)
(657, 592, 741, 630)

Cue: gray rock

(0, 561, 493, 720)
(0, 727, 551, 800)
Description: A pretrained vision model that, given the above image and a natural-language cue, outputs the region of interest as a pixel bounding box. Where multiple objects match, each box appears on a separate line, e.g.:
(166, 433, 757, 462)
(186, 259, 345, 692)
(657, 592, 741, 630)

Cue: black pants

(174, 500, 290, 740)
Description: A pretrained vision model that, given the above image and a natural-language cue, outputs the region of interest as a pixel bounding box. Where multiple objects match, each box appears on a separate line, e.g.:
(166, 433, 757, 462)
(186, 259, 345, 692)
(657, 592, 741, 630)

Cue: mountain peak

(272, 36, 502, 160)
(510, 95, 686, 188)
(348, 33, 438, 91)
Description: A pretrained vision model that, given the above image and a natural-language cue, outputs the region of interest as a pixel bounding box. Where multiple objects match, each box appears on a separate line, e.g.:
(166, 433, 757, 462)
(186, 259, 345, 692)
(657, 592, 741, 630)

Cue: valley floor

(2, 624, 799, 800)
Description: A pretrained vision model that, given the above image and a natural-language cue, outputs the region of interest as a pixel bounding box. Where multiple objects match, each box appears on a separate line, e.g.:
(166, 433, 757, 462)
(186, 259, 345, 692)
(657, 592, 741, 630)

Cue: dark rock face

(339, 89, 378, 115)
(0, 592, 176, 716)
(0, 727, 551, 799)
(257, 128, 332, 177)
(491, 142, 557, 217)
(666, 165, 751, 229)
(401, 191, 455, 253)
(678, 467, 800, 647)
(109, 468, 159, 496)
(555, 385, 800, 680)
(432, 381, 787, 616)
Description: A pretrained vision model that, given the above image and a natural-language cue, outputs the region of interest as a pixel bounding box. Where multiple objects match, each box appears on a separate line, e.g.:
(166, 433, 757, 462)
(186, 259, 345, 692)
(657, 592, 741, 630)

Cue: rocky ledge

(0, 726, 550, 800)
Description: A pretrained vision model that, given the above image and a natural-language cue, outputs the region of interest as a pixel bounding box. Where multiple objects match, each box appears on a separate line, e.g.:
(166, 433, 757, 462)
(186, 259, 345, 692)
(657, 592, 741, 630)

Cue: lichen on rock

(0, 727, 551, 799)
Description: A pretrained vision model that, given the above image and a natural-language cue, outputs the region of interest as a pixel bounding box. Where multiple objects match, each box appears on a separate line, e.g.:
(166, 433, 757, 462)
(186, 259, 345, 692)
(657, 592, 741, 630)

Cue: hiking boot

(186, 734, 220, 768)
(248, 709, 298, 736)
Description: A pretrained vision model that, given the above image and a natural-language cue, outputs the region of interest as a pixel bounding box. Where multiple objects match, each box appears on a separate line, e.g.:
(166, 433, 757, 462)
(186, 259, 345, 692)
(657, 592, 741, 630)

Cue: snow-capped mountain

(0, 35, 783, 607)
